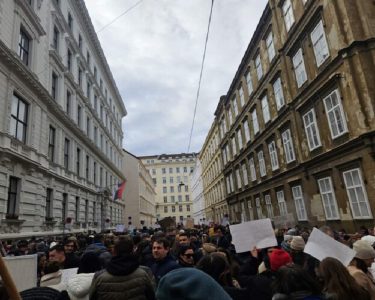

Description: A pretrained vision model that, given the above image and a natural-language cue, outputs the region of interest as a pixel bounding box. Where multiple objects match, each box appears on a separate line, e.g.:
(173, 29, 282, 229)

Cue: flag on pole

(113, 181, 126, 200)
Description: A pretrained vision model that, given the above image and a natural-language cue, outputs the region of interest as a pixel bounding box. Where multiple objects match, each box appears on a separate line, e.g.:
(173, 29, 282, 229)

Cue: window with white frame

(256, 197, 262, 219)
(232, 97, 239, 116)
(231, 136, 237, 156)
(242, 163, 249, 186)
(276, 190, 288, 216)
(343, 168, 372, 219)
(261, 95, 271, 123)
(265, 194, 274, 218)
(293, 48, 307, 88)
(258, 150, 266, 177)
(268, 141, 279, 171)
(249, 157, 257, 181)
(243, 120, 251, 143)
(255, 53, 263, 80)
(317, 177, 339, 220)
(273, 77, 285, 110)
(237, 129, 243, 150)
(266, 31, 276, 62)
(18, 29, 31, 66)
(246, 72, 253, 95)
(282, 0, 295, 32)
(252, 109, 259, 135)
(323, 89, 348, 139)
(236, 168, 242, 189)
(303, 108, 321, 150)
(292, 185, 307, 221)
(239, 86, 245, 107)
(311, 20, 330, 67)
(282, 129, 296, 163)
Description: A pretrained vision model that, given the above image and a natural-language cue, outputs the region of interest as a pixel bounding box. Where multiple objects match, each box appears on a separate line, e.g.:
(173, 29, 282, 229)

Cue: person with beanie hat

(269, 249, 292, 272)
(280, 235, 292, 252)
(348, 240, 375, 299)
(290, 236, 308, 268)
(290, 236, 305, 251)
(156, 268, 232, 300)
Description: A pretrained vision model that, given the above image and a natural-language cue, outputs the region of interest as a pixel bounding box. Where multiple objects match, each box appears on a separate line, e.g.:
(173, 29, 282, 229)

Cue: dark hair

(351, 257, 369, 274)
(114, 236, 134, 256)
(43, 261, 61, 275)
(153, 238, 170, 249)
(133, 234, 142, 246)
(178, 245, 194, 257)
(272, 264, 321, 296)
(17, 239, 28, 248)
(49, 244, 65, 253)
(78, 252, 102, 274)
(319, 257, 370, 300)
(196, 253, 234, 287)
(179, 232, 189, 238)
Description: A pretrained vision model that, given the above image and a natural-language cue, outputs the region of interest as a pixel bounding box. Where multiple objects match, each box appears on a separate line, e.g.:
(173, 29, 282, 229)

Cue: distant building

(0, 0, 126, 238)
(190, 159, 206, 224)
(123, 150, 156, 228)
(202, 0, 375, 231)
(139, 153, 197, 225)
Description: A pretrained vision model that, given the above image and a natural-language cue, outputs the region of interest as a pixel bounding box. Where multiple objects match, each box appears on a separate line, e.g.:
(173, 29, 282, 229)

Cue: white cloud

(85, 0, 268, 156)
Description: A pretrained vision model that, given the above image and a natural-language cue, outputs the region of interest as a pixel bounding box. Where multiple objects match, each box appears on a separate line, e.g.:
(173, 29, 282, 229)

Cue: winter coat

(66, 273, 95, 300)
(40, 270, 67, 292)
(150, 254, 180, 283)
(348, 265, 375, 300)
(89, 254, 155, 300)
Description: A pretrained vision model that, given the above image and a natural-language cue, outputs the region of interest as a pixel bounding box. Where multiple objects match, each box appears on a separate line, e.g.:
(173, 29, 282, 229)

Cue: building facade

(140, 153, 196, 225)
(123, 150, 156, 228)
(190, 159, 206, 224)
(205, 0, 375, 232)
(0, 0, 127, 238)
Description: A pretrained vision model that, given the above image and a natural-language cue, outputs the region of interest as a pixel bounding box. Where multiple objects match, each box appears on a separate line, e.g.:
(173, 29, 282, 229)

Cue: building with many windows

(190, 159, 206, 225)
(0, 0, 127, 238)
(203, 0, 375, 231)
(123, 150, 156, 228)
(140, 153, 196, 225)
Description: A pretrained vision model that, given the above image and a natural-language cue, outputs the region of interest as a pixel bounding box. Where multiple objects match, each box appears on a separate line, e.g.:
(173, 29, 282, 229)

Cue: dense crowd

(2, 224, 375, 300)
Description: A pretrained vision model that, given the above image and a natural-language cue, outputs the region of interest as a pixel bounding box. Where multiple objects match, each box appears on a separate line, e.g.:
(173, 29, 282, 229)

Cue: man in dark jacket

(150, 238, 180, 283)
(89, 236, 155, 300)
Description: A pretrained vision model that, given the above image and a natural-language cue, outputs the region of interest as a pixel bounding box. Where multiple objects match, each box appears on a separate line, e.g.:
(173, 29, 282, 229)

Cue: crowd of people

(1, 224, 375, 300)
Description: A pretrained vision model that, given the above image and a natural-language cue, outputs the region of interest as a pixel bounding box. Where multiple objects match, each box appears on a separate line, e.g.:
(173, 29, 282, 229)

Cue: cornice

(15, 0, 46, 37)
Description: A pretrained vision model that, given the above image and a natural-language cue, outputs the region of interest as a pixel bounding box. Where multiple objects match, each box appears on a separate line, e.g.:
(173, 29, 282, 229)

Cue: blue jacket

(150, 254, 180, 283)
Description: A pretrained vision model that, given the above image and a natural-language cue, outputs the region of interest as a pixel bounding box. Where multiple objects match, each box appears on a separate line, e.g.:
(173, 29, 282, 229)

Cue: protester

(40, 261, 66, 292)
(289, 236, 306, 267)
(177, 245, 195, 267)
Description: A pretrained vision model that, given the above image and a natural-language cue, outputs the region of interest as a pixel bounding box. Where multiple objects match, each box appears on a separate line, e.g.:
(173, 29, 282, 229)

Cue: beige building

(202, 0, 375, 232)
(123, 150, 156, 228)
(140, 153, 196, 225)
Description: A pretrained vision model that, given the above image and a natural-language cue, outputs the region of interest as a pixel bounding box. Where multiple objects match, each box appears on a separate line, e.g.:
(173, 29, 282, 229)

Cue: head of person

(152, 238, 170, 261)
(17, 240, 29, 253)
(178, 233, 190, 246)
(63, 240, 76, 254)
(78, 251, 102, 274)
(269, 249, 293, 272)
(196, 253, 233, 287)
(48, 244, 65, 264)
(201, 243, 217, 255)
(178, 245, 195, 267)
(114, 235, 134, 256)
(352, 239, 375, 268)
(43, 260, 61, 275)
(290, 236, 306, 252)
(319, 225, 334, 238)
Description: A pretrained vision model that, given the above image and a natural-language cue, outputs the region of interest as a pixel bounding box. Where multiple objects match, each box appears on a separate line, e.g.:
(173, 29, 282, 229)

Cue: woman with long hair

(319, 257, 370, 300)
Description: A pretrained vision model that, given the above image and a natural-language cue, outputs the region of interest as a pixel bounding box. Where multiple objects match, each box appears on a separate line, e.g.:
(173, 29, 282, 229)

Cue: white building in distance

(190, 159, 206, 225)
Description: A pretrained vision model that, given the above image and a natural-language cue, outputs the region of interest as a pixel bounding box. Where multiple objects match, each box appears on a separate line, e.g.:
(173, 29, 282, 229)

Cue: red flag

(113, 181, 126, 200)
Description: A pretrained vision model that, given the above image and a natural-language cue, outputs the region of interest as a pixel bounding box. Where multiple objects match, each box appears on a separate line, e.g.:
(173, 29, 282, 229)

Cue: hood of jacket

(67, 273, 95, 298)
(106, 254, 140, 276)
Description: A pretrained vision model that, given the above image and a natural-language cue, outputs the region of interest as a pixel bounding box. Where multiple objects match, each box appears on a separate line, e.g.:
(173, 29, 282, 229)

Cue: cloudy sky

(85, 0, 268, 156)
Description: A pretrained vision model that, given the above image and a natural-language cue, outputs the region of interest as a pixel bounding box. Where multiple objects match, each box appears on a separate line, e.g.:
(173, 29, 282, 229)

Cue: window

(185, 185, 188, 192)
(78, 34, 82, 50)
(343, 169, 372, 219)
(293, 49, 307, 88)
(85, 199, 89, 223)
(92, 201, 96, 222)
(86, 82, 91, 100)
(318, 177, 339, 220)
(93, 162, 97, 184)
(76, 148, 80, 176)
(241, 163, 249, 186)
(48, 126, 56, 162)
(77, 105, 82, 127)
(246, 72, 253, 95)
(311, 20, 329, 67)
(256, 197, 262, 219)
(169, 167, 173, 174)
(164, 206, 168, 213)
(64, 138, 70, 169)
(163, 196, 167, 203)
(236, 168, 242, 189)
(252, 109, 259, 135)
(239, 87, 245, 107)
(85, 155, 89, 180)
(243, 120, 251, 143)
(276, 190, 288, 216)
(75, 196, 80, 221)
(249, 157, 257, 181)
(255, 53, 263, 80)
(292, 185, 307, 221)
(282, 129, 296, 163)
(152, 169, 156, 175)
(163, 187, 167, 193)
(52, 26, 59, 51)
(176, 167, 180, 173)
(7, 177, 20, 215)
(170, 177, 174, 184)
(323, 89, 348, 138)
(10, 94, 28, 143)
(228, 108, 233, 126)
(231, 136, 237, 156)
(183, 167, 187, 173)
(18, 29, 30, 65)
(67, 49, 72, 72)
(51, 72, 58, 100)
(46, 188, 53, 218)
(162, 177, 167, 184)
(172, 206, 176, 212)
(187, 204, 190, 211)
(237, 129, 243, 150)
(66, 90, 71, 115)
(185, 195, 189, 201)
(265, 195, 274, 218)
(162, 168, 166, 174)
(273, 77, 285, 110)
(268, 141, 279, 171)
(258, 150, 266, 177)
(86, 117, 90, 136)
(86, 51, 90, 66)
(62, 193, 68, 220)
(94, 126, 98, 144)
(232, 97, 239, 116)
(178, 195, 182, 202)
(179, 205, 183, 212)
(266, 31, 275, 62)
(303, 109, 321, 150)
(261, 95, 270, 123)
(282, 0, 295, 32)
(170, 186, 174, 193)
(78, 67, 82, 87)
(68, 12, 73, 30)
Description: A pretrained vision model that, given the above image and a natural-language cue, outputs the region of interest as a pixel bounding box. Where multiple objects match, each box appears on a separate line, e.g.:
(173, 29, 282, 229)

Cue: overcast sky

(85, 0, 268, 156)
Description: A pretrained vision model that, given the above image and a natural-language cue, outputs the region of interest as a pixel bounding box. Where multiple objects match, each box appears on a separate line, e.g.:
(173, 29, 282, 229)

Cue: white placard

(304, 228, 355, 266)
(61, 267, 78, 285)
(229, 218, 277, 253)
(115, 224, 125, 232)
(2, 254, 37, 292)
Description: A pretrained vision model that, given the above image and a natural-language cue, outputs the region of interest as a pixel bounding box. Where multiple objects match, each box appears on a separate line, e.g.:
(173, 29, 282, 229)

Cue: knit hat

(156, 268, 232, 300)
(269, 249, 292, 271)
(353, 240, 375, 260)
(290, 236, 305, 251)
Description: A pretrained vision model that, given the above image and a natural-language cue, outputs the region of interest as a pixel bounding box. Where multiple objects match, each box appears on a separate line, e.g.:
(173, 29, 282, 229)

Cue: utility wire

(186, 0, 215, 154)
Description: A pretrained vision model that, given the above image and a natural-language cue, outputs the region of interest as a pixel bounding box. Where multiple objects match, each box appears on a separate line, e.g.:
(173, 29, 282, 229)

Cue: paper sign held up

(229, 218, 277, 253)
(304, 228, 356, 266)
